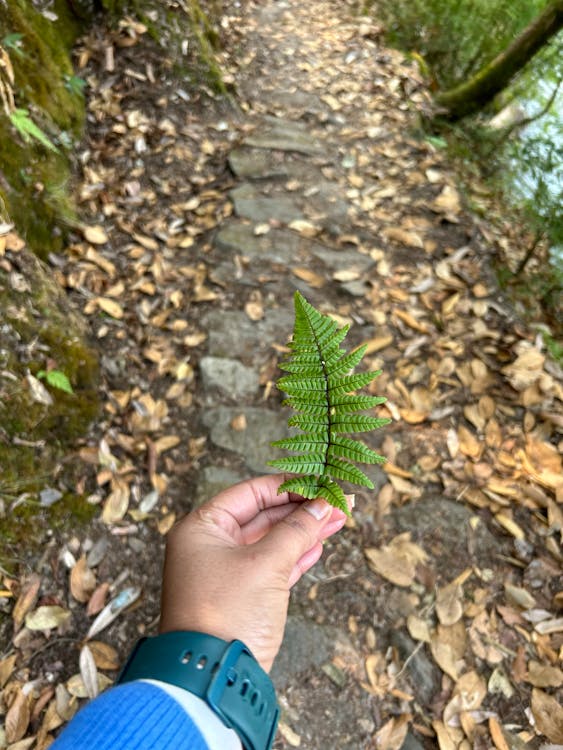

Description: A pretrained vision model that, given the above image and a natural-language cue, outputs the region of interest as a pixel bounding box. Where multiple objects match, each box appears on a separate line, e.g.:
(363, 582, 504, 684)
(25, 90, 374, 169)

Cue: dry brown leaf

(5, 689, 31, 743)
(526, 660, 563, 688)
(97, 297, 124, 319)
(488, 717, 510, 750)
(88, 641, 120, 671)
(407, 615, 431, 643)
(102, 480, 130, 524)
(430, 622, 466, 680)
(0, 654, 17, 688)
(384, 227, 424, 249)
(277, 721, 302, 747)
(288, 219, 320, 237)
(531, 688, 563, 743)
(457, 425, 482, 460)
(157, 512, 176, 536)
(152, 435, 181, 455)
(70, 556, 97, 603)
(291, 266, 325, 288)
(432, 185, 461, 216)
(399, 409, 428, 424)
(365, 533, 428, 587)
(12, 574, 41, 631)
(83, 225, 108, 245)
(87, 582, 110, 617)
(363, 335, 394, 354)
(245, 300, 265, 321)
(443, 670, 486, 724)
(436, 581, 463, 626)
(374, 714, 411, 750)
(394, 309, 429, 333)
(230, 413, 247, 431)
(502, 348, 545, 391)
(432, 720, 463, 750)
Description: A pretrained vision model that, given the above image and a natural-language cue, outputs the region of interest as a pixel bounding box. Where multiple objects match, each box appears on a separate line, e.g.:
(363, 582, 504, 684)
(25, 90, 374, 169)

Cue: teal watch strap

(117, 631, 279, 750)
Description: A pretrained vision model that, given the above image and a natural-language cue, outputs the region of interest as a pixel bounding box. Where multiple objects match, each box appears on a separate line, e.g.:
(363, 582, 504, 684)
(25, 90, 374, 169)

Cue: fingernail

(303, 498, 331, 521)
(345, 494, 356, 510)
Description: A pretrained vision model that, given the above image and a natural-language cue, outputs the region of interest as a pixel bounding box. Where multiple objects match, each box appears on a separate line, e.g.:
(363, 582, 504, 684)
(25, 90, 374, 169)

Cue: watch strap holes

(181, 650, 193, 665)
(240, 679, 250, 697)
(196, 655, 208, 670)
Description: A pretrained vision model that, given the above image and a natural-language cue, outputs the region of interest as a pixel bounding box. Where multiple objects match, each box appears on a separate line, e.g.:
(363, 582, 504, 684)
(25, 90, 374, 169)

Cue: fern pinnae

(268, 291, 390, 515)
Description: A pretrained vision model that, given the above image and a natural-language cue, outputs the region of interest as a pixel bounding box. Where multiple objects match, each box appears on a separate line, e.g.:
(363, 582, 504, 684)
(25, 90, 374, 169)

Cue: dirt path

(3, 0, 562, 747)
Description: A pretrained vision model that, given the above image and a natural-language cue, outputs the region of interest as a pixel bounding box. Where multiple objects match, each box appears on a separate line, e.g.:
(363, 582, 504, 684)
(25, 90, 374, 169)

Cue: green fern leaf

(268, 291, 391, 515)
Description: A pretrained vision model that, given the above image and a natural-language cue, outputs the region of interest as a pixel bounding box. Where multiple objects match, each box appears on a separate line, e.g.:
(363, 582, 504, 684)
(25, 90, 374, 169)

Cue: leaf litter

(1, 0, 561, 747)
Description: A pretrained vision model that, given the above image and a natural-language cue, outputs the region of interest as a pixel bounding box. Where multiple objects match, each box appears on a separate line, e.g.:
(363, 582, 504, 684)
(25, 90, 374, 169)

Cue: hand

(159, 474, 349, 671)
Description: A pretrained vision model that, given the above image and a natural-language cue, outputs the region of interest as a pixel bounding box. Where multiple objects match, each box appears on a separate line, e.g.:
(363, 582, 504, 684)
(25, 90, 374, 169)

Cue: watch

(117, 631, 279, 750)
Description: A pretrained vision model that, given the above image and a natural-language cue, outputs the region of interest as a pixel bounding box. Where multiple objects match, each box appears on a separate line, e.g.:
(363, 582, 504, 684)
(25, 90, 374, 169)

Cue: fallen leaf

(365, 533, 428, 586)
(70, 556, 97, 603)
(436, 581, 463, 626)
(25, 605, 71, 631)
(157, 512, 176, 536)
(384, 227, 424, 249)
(88, 641, 120, 671)
(526, 660, 563, 688)
(292, 267, 325, 288)
(5, 689, 31, 743)
(288, 219, 320, 237)
(102, 480, 130, 524)
(531, 688, 563, 743)
(488, 717, 510, 750)
(83, 225, 108, 244)
(12, 574, 41, 631)
(97, 297, 124, 319)
(230, 413, 247, 431)
(79, 645, 99, 699)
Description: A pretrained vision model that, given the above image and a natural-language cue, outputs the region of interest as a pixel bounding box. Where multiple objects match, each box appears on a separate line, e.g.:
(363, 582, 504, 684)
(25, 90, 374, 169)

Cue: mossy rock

(0, 0, 87, 256)
(0, 244, 99, 495)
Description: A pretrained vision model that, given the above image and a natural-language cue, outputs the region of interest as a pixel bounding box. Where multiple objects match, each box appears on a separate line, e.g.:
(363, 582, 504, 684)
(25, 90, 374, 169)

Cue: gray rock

(214, 222, 300, 265)
(202, 309, 292, 362)
(392, 496, 501, 572)
(309, 243, 374, 273)
(400, 733, 426, 750)
(230, 183, 303, 224)
(202, 407, 290, 473)
(229, 148, 289, 180)
(195, 466, 248, 507)
(245, 118, 324, 155)
(391, 630, 441, 705)
(271, 616, 354, 691)
(199, 356, 260, 400)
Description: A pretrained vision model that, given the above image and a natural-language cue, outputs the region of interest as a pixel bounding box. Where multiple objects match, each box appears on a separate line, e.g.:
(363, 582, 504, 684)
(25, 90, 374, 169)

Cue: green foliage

(64, 74, 87, 97)
(8, 107, 59, 151)
(37, 368, 74, 394)
(374, 0, 547, 89)
(268, 292, 390, 514)
(2, 32, 25, 57)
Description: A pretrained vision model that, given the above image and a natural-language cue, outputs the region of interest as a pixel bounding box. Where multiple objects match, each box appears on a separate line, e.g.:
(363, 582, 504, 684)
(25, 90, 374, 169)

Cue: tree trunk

(436, 0, 563, 120)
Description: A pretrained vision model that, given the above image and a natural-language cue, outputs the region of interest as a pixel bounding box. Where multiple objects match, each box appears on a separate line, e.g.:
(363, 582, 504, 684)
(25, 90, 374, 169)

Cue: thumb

(257, 497, 334, 577)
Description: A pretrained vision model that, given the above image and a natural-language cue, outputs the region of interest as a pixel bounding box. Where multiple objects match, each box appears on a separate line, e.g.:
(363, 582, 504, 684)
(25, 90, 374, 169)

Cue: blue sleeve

(51, 681, 210, 750)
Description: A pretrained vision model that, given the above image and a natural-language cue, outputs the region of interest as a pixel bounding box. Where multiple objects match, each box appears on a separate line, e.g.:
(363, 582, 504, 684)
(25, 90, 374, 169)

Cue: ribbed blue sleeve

(51, 681, 209, 750)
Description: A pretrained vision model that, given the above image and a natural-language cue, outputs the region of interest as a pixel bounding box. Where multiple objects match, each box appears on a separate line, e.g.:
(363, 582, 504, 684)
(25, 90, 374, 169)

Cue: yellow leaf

(83, 225, 108, 244)
(531, 688, 563, 743)
(97, 297, 124, 319)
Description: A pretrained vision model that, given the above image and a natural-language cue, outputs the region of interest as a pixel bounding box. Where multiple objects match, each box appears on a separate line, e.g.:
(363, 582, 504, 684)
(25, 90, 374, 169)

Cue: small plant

(64, 74, 86, 97)
(9, 108, 59, 153)
(268, 292, 390, 515)
(37, 369, 74, 394)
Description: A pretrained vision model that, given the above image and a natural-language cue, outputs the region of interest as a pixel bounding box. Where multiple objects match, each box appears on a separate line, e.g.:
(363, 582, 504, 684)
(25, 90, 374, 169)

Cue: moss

(0, 246, 100, 502)
(0, 492, 98, 570)
(0, 0, 86, 255)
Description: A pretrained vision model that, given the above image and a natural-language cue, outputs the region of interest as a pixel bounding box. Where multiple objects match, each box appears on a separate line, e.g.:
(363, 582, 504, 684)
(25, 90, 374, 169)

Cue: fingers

(199, 474, 294, 529)
(258, 497, 339, 573)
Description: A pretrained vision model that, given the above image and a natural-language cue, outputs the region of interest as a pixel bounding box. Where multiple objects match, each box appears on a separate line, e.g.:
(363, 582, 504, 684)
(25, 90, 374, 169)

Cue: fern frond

(268, 292, 390, 515)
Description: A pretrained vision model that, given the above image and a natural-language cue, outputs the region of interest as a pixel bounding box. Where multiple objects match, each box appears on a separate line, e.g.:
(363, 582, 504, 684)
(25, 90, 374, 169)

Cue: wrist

(117, 631, 279, 750)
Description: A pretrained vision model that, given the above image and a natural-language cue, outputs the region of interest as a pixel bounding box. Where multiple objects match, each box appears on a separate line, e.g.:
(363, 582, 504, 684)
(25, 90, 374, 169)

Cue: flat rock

(230, 183, 303, 223)
(228, 148, 289, 179)
(392, 496, 502, 573)
(272, 616, 346, 690)
(202, 407, 290, 473)
(245, 117, 324, 155)
(391, 630, 441, 705)
(199, 356, 260, 400)
(202, 309, 292, 362)
(214, 222, 300, 265)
